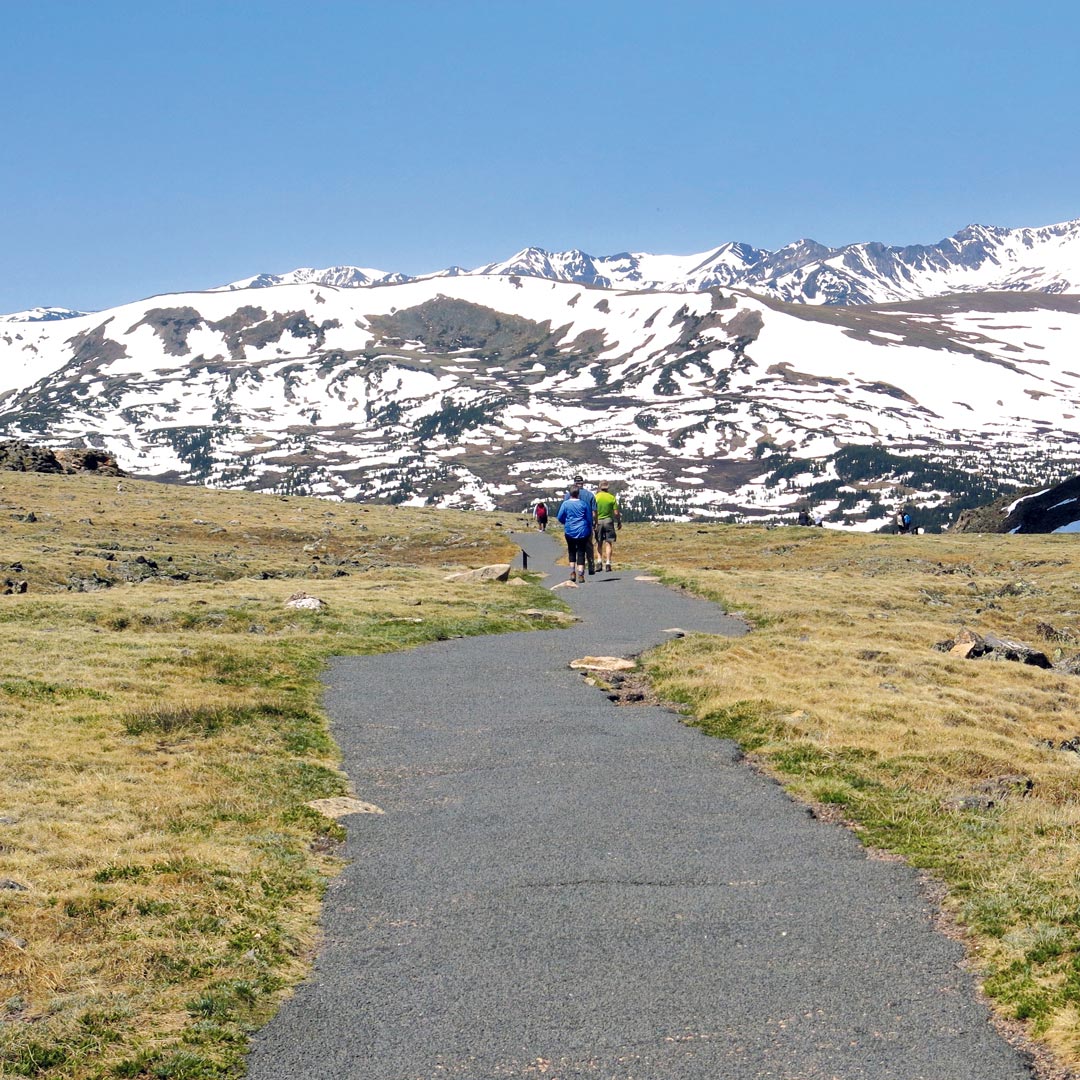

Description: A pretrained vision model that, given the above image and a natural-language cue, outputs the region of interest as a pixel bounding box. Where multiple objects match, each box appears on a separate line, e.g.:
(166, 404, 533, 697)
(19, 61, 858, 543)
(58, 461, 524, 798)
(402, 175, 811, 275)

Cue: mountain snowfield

(210, 217, 1080, 307)
(0, 307, 90, 324)
(2, 266, 1079, 526)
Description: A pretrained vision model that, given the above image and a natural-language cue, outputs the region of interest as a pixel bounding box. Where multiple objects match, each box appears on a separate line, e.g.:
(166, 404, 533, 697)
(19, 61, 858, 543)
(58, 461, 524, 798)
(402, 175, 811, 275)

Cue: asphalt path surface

(247, 531, 1033, 1079)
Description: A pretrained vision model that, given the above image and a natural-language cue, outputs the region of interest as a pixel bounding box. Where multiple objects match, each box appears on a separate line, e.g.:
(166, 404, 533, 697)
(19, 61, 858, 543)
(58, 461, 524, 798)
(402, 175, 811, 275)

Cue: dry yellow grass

(626, 522, 1080, 1068)
(0, 473, 559, 1079)
(11, 481, 1080, 1075)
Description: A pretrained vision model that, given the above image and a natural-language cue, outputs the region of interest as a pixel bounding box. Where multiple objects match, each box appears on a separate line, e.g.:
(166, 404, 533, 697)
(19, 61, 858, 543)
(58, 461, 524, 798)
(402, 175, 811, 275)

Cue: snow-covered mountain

(2, 274, 1078, 527)
(205, 218, 1080, 308)
(214, 265, 413, 291)
(0, 306, 88, 323)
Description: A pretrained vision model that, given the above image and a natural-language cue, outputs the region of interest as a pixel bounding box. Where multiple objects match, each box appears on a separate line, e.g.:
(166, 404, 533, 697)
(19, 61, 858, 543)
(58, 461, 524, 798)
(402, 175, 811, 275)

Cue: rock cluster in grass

(943, 773, 1034, 811)
(65, 554, 191, 591)
(66, 571, 115, 592)
(3, 562, 27, 594)
(1039, 735, 1080, 755)
(934, 628, 1053, 668)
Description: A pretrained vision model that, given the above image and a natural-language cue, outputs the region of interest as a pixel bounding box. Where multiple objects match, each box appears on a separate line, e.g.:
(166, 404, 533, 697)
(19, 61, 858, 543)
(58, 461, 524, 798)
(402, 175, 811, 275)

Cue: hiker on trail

(566, 475, 598, 575)
(557, 485, 593, 585)
(594, 481, 621, 572)
(534, 501, 548, 532)
(797, 509, 811, 526)
(896, 510, 913, 534)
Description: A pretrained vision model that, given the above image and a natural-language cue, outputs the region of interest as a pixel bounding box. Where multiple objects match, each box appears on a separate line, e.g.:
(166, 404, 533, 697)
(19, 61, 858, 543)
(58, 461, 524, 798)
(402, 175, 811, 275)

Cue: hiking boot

(569, 572, 577, 583)
(605, 562, 612, 572)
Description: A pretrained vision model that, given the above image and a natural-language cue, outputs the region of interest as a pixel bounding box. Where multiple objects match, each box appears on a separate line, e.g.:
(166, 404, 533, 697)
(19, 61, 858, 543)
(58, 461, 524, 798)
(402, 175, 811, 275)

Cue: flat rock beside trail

(569, 655, 636, 672)
(443, 563, 512, 583)
(306, 796, 384, 817)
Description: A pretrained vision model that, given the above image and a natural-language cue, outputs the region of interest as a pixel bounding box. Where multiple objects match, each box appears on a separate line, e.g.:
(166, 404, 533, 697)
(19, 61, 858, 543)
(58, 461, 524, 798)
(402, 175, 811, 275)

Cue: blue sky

(2, 0, 1078, 313)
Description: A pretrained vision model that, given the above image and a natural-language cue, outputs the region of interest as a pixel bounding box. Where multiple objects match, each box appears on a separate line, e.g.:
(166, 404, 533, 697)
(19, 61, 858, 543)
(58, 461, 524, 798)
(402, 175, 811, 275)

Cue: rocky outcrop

(0, 440, 63, 473)
(0, 439, 125, 477)
(53, 447, 125, 476)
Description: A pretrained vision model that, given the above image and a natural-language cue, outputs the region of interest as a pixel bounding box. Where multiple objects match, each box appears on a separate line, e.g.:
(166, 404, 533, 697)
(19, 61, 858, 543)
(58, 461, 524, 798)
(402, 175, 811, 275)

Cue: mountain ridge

(7, 216, 1080, 323)
(206, 216, 1080, 309)
(2, 273, 1079, 528)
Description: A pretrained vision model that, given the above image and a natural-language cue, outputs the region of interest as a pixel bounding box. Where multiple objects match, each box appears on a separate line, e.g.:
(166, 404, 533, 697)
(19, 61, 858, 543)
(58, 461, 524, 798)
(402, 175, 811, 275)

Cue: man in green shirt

(594, 480, 621, 573)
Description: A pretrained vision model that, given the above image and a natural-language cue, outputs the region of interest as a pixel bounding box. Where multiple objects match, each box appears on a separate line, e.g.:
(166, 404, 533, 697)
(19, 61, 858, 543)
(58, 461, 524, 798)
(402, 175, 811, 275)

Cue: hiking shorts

(598, 519, 618, 544)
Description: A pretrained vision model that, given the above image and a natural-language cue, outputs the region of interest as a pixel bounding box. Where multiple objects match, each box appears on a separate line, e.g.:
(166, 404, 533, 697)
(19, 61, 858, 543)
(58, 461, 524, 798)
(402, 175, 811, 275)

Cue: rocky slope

(953, 475, 1080, 534)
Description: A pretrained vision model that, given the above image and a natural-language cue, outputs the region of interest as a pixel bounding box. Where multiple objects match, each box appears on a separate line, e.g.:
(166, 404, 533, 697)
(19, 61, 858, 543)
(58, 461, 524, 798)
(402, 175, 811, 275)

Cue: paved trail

(248, 532, 1032, 1079)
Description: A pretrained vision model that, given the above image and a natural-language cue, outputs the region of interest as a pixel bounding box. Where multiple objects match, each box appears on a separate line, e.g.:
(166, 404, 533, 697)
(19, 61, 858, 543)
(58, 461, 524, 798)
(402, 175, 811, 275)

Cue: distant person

(566, 475, 598, 575)
(594, 481, 621, 572)
(534, 501, 548, 532)
(896, 510, 913, 534)
(813, 511, 824, 527)
(556, 485, 593, 584)
(797, 509, 811, 526)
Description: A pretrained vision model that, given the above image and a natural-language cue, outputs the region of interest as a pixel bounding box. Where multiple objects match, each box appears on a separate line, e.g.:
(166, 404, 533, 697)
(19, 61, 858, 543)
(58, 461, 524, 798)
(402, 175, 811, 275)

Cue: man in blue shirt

(556, 486, 593, 584)
(567, 474, 597, 575)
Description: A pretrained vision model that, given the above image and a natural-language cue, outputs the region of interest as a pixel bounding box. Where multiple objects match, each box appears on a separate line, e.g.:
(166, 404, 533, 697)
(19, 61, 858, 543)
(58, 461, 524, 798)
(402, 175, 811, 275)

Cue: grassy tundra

(0, 473, 563, 1079)
(6, 477, 1080, 1077)
(631, 522, 1080, 1071)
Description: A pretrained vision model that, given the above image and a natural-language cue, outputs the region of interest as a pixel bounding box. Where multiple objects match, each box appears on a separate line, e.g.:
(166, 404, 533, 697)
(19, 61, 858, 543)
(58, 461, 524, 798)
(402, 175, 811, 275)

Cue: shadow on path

(247, 532, 1032, 1079)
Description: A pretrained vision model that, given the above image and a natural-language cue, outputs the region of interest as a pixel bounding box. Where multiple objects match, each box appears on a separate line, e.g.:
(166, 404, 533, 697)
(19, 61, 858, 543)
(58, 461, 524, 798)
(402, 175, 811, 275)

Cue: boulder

(947, 628, 984, 659)
(285, 591, 326, 611)
(443, 564, 511, 584)
(980, 634, 1052, 668)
